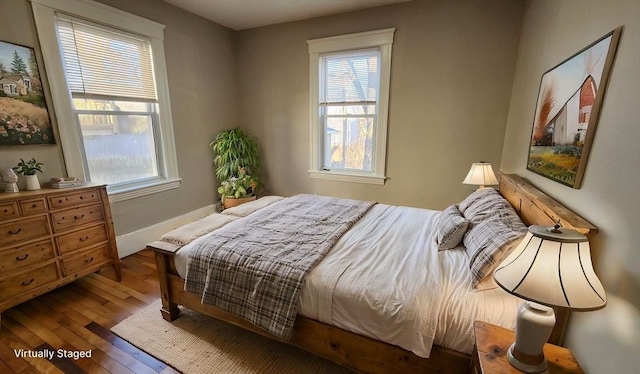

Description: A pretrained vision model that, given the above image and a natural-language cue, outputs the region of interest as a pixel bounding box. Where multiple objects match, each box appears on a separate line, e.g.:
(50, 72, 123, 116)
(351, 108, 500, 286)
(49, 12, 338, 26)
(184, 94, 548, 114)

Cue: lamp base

(507, 343, 548, 373)
(507, 301, 555, 373)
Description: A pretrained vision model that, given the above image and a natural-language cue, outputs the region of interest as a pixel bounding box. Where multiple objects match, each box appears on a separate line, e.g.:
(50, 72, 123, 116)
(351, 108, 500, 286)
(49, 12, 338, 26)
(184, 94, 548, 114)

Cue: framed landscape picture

(526, 27, 622, 188)
(0, 40, 55, 145)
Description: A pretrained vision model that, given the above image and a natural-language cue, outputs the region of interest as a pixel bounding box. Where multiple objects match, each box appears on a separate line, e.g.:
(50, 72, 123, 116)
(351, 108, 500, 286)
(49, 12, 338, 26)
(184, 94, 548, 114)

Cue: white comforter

(435, 248, 520, 353)
(298, 204, 442, 358)
(173, 197, 520, 358)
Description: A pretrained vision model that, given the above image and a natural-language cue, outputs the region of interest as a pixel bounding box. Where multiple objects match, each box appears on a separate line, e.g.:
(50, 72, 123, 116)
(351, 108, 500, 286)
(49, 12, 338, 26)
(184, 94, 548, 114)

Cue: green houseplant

(210, 128, 261, 208)
(12, 158, 44, 190)
(217, 167, 257, 199)
(13, 158, 44, 175)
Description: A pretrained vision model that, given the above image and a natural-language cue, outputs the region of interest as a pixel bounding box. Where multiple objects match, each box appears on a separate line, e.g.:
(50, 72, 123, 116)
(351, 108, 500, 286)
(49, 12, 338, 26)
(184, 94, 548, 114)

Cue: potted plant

(12, 158, 44, 190)
(210, 128, 262, 208)
(217, 167, 258, 208)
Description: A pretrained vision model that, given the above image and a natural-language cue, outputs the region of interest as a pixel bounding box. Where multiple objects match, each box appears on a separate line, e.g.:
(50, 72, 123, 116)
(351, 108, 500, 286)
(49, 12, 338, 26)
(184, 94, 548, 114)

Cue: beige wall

(236, 0, 525, 209)
(501, 1, 640, 372)
(0, 0, 238, 236)
(3, 0, 637, 372)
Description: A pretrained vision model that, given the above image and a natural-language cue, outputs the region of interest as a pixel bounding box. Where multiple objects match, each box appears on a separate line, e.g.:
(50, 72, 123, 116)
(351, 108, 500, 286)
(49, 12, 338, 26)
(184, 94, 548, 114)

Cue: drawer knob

(21, 278, 34, 286)
(85, 257, 94, 263)
(74, 214, 85, 220)
(32, 203, 37, 208)
(8, 228, 22, 235)
(79, 236, 90, 242)
(16, 254, 29, 261)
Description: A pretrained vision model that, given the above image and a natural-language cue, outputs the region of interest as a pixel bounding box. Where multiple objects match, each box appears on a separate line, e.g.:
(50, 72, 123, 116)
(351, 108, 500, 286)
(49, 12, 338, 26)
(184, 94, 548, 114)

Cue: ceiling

(163, 0, 411, 30)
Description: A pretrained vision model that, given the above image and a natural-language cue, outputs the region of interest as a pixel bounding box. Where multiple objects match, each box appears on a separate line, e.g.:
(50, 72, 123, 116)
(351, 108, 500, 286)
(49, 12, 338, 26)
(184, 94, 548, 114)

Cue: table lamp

(493, 224, 606, 373)
(462, 162, 498, 189)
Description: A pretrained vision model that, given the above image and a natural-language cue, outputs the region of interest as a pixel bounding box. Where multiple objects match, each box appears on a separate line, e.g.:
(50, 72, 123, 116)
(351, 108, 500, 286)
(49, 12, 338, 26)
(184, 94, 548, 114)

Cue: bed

(148, 174, 596, 373)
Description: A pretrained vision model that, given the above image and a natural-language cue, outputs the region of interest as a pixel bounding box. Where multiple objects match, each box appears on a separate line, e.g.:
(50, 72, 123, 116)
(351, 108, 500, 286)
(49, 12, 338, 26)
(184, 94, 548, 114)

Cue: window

(31, 0, 179, 202)
(307, 28, 394, 185)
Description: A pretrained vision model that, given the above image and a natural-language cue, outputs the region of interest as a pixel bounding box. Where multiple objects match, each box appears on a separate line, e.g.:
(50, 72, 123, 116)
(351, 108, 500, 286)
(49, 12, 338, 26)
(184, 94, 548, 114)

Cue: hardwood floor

(0, 249, 179, 374)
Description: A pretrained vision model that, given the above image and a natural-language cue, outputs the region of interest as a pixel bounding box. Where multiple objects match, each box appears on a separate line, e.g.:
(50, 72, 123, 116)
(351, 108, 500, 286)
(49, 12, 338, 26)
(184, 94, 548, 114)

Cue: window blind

(56, 14, 157, 101)
(320, 49, 380, 105)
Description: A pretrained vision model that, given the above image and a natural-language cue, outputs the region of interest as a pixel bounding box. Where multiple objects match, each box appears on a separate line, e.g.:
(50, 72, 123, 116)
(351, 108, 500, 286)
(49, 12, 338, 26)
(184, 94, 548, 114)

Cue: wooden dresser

(0, 185, 121, 314)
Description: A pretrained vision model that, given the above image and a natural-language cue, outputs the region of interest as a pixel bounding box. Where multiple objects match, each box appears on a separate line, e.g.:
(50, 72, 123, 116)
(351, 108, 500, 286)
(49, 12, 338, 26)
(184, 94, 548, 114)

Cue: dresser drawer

(51, 203, 104, 232)
(20, 198, 47, 215)
(48, 190, 101, 209)
(56, 223, 108, 255)
(0, 240, 55, 274)
(0, 215, 50, 246)
(0, 262, 59, 299)
(0, 202, 19, 221)
(60, 245, 111, 276)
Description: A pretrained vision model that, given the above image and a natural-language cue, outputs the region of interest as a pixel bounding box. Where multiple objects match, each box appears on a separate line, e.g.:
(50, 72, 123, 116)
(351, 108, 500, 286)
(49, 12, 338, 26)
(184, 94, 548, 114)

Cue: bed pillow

(463, 204, 527, 288)
(160, 213, 238, 246)
(435, 204, 470, 250)
(459, 187, 498, 211)
(458, 187, 507, 225)
(220, 195, 285, 217)
(472, 239, 522, 291)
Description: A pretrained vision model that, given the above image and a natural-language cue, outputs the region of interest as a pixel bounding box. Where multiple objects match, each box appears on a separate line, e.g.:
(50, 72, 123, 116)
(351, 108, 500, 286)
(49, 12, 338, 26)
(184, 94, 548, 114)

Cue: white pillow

(160, 213, 238, 246)
(220, 195, 285, 217)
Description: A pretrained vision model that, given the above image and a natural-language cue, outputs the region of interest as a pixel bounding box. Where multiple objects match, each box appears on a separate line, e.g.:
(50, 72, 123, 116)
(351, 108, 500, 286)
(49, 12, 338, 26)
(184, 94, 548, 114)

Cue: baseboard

(115, 204, 217, 258)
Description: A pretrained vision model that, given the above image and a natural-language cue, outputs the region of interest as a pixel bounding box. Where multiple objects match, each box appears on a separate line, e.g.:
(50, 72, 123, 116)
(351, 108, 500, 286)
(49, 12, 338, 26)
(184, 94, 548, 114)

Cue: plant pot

(222, 195, 256, 209)
(24, 174, 41, 191)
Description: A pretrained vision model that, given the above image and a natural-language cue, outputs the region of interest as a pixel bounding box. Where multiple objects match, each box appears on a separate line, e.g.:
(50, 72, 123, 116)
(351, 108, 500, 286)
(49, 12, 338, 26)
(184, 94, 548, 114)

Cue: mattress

(173, 199, 520, 357)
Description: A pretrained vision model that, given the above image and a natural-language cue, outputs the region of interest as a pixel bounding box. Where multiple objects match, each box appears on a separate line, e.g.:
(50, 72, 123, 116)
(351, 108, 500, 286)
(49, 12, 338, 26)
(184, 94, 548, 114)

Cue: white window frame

(307, 28, 394, 185)
(30, 0, 180, 202)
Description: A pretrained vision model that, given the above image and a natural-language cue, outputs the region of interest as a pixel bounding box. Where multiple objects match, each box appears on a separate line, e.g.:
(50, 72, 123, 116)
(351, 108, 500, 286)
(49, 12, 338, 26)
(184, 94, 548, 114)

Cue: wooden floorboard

(0, 249, 180, 374)
(85, 322, 168, 373)
(35, 343, 87, 374)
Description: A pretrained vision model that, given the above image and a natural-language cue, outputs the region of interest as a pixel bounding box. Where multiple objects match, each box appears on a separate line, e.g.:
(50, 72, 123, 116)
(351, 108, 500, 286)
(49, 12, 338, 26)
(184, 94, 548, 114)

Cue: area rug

(111, 299, 353, 373)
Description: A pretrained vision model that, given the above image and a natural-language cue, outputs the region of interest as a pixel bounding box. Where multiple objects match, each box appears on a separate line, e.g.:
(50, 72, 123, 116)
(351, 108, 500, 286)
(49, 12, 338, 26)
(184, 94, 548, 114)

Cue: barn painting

(527, 27, 622, 188)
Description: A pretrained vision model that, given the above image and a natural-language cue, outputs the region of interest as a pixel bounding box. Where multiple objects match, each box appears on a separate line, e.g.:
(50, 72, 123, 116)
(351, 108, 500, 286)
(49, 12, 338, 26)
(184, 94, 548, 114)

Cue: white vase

(25, 174, 41, 191)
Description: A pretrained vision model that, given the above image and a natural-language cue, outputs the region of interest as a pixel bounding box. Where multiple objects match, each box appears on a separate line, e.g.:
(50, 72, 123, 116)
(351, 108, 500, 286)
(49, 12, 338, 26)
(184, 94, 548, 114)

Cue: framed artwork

(0, 40, 55, 145)
(526, 27, 622, 188)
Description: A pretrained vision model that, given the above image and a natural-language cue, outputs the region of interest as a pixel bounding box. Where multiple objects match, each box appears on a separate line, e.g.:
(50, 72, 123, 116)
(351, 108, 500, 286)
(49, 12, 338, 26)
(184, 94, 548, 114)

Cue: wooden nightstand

(471, 321, 584, 374)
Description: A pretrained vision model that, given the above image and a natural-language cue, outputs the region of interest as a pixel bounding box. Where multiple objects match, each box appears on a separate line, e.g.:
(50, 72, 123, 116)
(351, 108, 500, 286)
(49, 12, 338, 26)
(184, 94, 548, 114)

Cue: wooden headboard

(498, 173, 597, 235)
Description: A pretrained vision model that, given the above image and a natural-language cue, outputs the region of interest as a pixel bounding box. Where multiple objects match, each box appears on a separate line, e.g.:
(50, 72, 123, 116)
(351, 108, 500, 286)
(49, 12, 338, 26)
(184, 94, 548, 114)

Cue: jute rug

(111, 300, 353, 373)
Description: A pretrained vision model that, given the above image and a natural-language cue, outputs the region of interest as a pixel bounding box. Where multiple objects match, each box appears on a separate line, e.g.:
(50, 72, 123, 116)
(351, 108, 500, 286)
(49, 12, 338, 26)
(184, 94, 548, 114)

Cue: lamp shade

(494, 225, 606, 311)
(462, 162, 499, 186)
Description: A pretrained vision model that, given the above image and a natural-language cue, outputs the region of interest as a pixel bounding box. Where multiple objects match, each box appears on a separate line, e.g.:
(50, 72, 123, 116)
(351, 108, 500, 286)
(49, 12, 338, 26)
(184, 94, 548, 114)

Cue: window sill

(106, 178, 181, 203)
(308, 170, 386, 185)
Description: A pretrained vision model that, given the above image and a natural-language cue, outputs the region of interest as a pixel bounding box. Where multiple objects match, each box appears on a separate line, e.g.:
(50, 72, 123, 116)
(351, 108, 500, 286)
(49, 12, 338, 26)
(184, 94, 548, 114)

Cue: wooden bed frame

(148, 173, 596, 374)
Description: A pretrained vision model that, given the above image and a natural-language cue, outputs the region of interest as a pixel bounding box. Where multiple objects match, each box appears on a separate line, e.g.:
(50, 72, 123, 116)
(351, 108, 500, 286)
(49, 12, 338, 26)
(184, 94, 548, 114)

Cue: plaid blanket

(184, 194, 375, 339)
